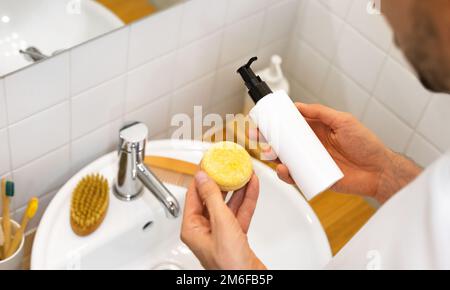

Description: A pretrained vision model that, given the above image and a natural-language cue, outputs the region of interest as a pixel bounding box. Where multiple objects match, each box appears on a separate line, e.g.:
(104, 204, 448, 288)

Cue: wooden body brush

(70, 174, 109, 236)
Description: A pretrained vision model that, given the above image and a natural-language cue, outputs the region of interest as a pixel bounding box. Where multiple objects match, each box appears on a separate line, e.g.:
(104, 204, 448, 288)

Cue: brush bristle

(70, 174, 109, 236)
(5, 181, 14, 197)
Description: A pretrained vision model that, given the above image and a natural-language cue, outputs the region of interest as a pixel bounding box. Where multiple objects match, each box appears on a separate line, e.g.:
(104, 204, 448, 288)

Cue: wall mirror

(0, 0, 184, 77)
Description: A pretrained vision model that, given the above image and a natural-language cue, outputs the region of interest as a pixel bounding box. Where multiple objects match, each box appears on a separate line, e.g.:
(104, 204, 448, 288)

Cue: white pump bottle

(237, 57, 344, 200)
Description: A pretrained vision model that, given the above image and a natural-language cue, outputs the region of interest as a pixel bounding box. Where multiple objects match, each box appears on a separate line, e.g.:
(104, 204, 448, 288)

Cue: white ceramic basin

(31, 140, 331, 270)
(0, 0, 123, 76)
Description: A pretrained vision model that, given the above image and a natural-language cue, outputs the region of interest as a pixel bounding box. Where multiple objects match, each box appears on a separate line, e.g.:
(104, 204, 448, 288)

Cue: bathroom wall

(285, 0, 447, 169)
(0, 0, 298, 230)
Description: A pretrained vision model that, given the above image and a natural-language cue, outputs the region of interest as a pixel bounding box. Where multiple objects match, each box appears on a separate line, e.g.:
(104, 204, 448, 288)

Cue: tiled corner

(174, 32, 222, 89)
(125, 96, 171, 138)
(0, 128, 11, 176)
(226, 0, 275, 24)
(5, 52, 70, 124)
(260, 0, 298, 47)
(406, 134, 442, 168)
(286, 39, 330, 96)
(333, 25, 386, 91)
(418, 94, 450, 152)
(72, 76, 125, 139)
(71, 119, 122, 174)
(0, 79, 7, 128)
(180, 0, 228, 46)
(220, 12, 266, 66)
(319, 0, 354, 19)
(71, 27, 129, 95)
(362, 99, 413, 153)
(171, 74, 214, 117)
(289, 79, 320, 104)
(8, 102, 70, 168)
(212, 56, 252, 105)
(321, 66, 370, 119)
(12, 146, 71, 209)
(373, 58, 431, 127)
(126, 52, 176, 113)
(128, 5, 183, 69)
(346, 0, 393, 52)
(297, 0, 344, 61)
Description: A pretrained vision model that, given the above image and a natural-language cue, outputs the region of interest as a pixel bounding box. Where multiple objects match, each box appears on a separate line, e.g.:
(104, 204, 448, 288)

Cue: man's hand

(181, 171, 266, 270)
(252, 103, 422, 203)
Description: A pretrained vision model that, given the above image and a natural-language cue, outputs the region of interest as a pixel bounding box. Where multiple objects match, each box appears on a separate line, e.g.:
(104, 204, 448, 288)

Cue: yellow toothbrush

(5, 198, 38, 259)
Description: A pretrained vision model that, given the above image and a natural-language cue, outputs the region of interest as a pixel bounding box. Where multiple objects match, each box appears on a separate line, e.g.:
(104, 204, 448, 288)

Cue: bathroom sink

(0, 0, 123, 76)
(31, 140, 331, 270)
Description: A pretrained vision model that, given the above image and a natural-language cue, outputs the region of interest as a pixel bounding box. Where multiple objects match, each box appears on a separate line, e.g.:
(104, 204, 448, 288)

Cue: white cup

(0, 218, 25, 270)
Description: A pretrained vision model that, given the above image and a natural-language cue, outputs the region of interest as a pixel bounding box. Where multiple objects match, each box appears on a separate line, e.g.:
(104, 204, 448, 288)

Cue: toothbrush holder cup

(0, 218, 25, 270)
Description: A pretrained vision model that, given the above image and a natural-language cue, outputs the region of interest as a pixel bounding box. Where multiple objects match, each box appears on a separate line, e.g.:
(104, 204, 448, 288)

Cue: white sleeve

(325, 152, 450, 270)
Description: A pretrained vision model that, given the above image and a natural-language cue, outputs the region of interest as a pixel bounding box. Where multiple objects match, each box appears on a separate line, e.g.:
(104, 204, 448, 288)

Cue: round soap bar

(201, 141, 253, 192)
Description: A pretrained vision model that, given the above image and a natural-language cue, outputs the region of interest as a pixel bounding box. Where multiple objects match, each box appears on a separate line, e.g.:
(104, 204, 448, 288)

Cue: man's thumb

(195, 171, 226, 215)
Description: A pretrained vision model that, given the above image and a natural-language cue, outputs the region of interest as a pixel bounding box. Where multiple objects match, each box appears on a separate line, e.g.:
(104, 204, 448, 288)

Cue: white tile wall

(0, 80, 6, 129)
(286, 0, 448, 170)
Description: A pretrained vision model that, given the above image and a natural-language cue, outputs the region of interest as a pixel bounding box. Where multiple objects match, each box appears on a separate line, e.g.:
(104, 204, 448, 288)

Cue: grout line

(68, 49, 74, 175)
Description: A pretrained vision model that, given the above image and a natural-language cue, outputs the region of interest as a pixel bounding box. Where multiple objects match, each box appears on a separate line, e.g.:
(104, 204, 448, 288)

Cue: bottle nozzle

(237, 57, 273, 104)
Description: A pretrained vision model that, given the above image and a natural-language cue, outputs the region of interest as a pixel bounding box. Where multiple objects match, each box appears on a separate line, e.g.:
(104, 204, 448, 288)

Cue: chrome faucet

(114, 122, 180, 218)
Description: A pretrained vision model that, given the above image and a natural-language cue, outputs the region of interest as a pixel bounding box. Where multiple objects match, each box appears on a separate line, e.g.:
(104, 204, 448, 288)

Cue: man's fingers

(236, 174, 260, 233)
(227, 187, 246, 215)
(296, 103, 343, 130)
(195, 171, 229, 222)
(276, 164, 295, 185)
(184, 180, 205, 218)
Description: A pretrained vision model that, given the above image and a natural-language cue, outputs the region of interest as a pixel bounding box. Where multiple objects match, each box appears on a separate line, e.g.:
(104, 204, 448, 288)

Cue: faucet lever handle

(118, 122, 148, 153)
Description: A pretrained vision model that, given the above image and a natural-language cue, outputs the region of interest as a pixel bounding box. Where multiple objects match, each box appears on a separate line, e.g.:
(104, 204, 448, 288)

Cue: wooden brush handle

(2, 194, 11, 259)
(5, 218, 27, 259)
(144, 156, 199, 176)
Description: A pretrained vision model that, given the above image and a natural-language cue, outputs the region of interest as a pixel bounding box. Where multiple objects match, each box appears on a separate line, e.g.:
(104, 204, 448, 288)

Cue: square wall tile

(126, 52, 176, 112)
(418, 94, 450, 151)
(180, 0, 228, 46)
(220, 12, 265, 66)
(171, 74, 214, 116)
(5, 52, 70, 124)
(346, 0, 393, 51)
(321, 66, 370, 119)
(71, 27, 129, 95)
(174, 32, 222, 89)
(9, 102, 70, 168)
(406, 134, 442, 168)
(71, 120, 122, 174)
(260, 0, 298, 47)
(13, 146, 70, 209)
(212, 56, 252, 105)
(362, 99, 413, 153)
(72, 76, 125, 139)
(125, 96, 171, 138)
(0, 128, 10, 175)
(226, 0, 274, 24)
(297, 0, 344, 60)
(286, 39, 330, 96)
(128, 5, 182, 69)
(289, 79, 320, 104)
(319, 0, 354, 19)
(374, 58, 431, 127)
(0, 79, 6, 128)
(334, 26, 386, 91)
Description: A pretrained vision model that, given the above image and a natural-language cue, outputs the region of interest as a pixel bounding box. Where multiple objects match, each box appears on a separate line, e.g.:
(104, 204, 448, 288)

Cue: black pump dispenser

(237, 57, 273, 104)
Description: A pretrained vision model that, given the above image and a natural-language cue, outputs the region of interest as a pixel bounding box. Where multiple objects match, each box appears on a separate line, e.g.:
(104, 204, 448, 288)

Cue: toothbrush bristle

(5, 181, 14, 197)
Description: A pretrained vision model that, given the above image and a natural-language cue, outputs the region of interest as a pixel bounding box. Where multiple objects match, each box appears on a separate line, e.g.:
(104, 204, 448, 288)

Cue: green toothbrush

(2, 180, 14, 258)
